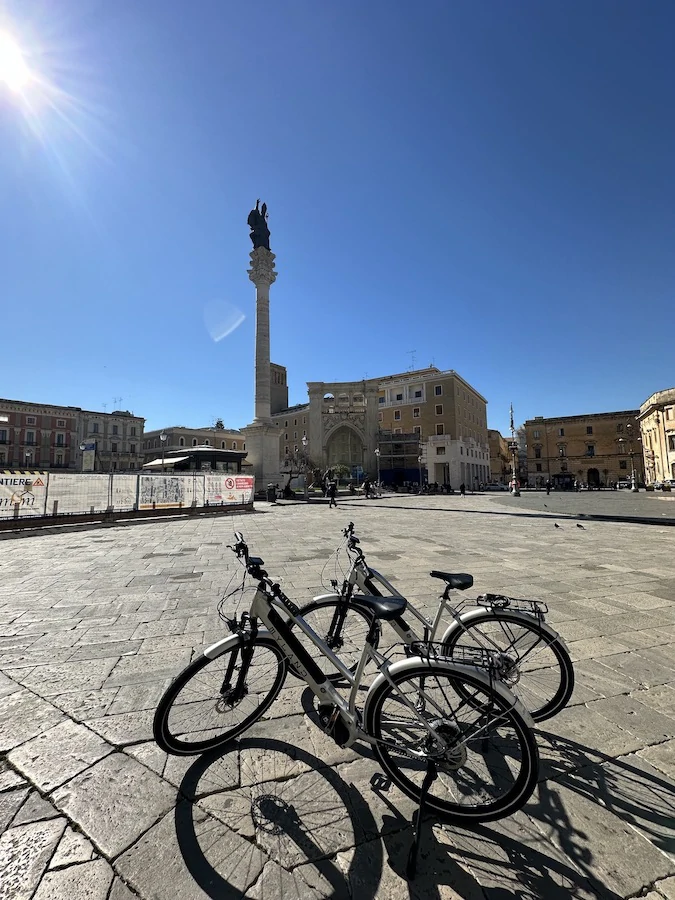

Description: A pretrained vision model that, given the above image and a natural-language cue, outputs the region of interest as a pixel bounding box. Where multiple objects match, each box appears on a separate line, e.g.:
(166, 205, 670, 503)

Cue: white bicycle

(288, 523, 574, 723)
(154, 532, 540, 825)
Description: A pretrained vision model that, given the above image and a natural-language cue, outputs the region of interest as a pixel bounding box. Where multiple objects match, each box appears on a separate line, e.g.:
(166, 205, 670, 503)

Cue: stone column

(248, 247, 277, 423)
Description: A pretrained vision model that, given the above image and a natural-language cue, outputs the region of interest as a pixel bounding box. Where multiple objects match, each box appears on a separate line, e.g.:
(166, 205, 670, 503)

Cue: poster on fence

(0, 473, 49, 517)
(205, 474, 254, 505)
(138, 474, 200, 509)
(48, 473, 111, 514)
(110, 475, 137, 511)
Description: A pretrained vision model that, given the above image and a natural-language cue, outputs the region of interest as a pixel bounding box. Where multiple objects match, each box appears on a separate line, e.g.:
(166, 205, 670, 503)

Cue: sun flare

(0, 30, 31, 92)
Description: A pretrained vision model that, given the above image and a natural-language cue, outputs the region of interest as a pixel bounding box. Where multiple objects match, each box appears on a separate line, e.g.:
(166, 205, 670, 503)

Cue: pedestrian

(545, 479, 551, 496)
(460, 482, 466, 497)
(363, 476, 372, 499)
(327, 480, 338, 508)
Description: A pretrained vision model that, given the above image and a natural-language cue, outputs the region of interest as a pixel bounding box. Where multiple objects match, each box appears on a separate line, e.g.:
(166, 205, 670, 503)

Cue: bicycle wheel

(441, 612, 574, 722)
(365, 661, 539, 823)
(288, 598, 375, 682)
(153, 633, 288, 755)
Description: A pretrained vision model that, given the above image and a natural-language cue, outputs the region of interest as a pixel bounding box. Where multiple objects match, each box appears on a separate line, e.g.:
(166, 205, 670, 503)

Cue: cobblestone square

(1, 495, 674, 899)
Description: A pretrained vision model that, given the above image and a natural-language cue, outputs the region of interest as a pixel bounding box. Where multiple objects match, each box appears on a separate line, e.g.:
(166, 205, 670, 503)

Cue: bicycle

(154, 532, 540, 825)
(288, 523, 574, 723)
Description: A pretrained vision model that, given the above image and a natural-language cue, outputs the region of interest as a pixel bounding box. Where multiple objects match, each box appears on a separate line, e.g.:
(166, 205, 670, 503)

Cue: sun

(0, 31, 31, 92)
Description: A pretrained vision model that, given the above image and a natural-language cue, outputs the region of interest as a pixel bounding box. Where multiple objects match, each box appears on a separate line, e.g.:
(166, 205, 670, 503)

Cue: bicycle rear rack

(476, 594, 548, 618)
(410, 641, 501, 672)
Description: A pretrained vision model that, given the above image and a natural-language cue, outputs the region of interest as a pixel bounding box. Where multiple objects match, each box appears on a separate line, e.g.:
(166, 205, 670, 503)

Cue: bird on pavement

(554, 523, 560, 528)
(577, 523, 585, 529)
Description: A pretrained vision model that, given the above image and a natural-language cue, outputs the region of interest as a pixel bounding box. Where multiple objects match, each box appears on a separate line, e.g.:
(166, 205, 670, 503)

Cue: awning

(142, 456, 189, 468)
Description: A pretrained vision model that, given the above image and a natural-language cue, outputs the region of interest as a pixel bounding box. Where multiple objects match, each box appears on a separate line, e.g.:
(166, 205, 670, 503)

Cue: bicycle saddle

(350, 594, 407, 621)
(429, 571, 474, 590)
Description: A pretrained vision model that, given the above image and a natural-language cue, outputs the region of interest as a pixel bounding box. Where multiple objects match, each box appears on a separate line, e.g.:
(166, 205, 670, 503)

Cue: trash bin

(266, 484, 276, 503)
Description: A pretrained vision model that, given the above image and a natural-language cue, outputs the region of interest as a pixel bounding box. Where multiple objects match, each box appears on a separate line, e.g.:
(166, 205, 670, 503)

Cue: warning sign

(0, 473, 49, 517)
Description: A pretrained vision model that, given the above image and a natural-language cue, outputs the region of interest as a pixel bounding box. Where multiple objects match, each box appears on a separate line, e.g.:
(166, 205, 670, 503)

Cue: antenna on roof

(407, 350, 417, 371)
(102, 402, 108, 413)
(113, 396, 122, 406)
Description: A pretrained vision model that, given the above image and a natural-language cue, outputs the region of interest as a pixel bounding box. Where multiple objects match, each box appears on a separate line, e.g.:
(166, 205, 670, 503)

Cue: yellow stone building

(638, 387, 675, 485)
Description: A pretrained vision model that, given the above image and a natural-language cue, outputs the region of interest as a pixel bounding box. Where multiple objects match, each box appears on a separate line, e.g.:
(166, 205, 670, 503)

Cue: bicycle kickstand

(405, 760, 437, 880)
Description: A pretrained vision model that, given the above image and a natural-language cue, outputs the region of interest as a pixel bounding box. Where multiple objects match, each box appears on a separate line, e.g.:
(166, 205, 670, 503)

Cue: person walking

(545, 479, 551, 496)
(460, 482, 466, 497)
(363, 476, 372, 499)
(327, 480, 338, 508)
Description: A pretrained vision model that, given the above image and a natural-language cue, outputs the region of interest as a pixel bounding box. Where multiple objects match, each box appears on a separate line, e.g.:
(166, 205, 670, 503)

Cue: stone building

(488, 429, 511, 484)
(638, 387, 675, 484)
(524, 410, 644, 489)
(0, 398, 144, 472)
(142, 424, 246, 464)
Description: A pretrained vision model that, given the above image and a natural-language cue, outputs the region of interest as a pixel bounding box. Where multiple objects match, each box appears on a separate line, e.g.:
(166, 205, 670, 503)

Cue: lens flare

(0, 30, 31, 92)
(204, 300, 246, 342)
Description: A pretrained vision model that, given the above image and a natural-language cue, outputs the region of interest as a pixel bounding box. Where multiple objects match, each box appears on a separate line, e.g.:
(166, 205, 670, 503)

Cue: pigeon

(576, 523, 585, 529)
(554, 523, 560, 528)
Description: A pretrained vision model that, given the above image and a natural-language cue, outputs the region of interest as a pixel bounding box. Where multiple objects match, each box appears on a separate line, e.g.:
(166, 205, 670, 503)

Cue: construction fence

(0, 471, 255, 520)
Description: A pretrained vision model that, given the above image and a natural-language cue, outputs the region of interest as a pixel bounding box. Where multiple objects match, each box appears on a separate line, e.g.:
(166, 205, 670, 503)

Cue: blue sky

(2, 0, 674, 436)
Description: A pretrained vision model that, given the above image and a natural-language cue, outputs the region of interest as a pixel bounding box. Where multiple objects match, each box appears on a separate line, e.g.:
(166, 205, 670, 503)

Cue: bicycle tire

(441, 611, 574, 723)
(365, 660, 539, 823)
(153, 633, 288, 755)
(288, 598, 375, 682)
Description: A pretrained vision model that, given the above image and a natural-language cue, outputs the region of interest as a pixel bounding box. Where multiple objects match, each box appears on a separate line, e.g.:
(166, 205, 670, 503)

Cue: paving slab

(49, 823, 96, 868)
(0, 817, 67, 900)
(32, 857, 114, 900)
(0, 786, 29, 831)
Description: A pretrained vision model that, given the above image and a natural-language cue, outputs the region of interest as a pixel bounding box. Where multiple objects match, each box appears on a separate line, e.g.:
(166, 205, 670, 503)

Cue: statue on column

(248, 199, 271, 251)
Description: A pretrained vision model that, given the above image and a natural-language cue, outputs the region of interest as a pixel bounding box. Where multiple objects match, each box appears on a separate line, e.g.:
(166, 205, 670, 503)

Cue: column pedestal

(241, 421, 281, 493)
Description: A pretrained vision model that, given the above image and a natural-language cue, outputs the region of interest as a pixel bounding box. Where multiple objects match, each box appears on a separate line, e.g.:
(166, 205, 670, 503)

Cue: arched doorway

(325, 425, 365, 473)
(587, 468, 600, 490)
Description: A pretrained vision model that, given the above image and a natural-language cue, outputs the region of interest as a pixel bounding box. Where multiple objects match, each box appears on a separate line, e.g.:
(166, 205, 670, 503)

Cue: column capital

(248, 247, 277, 287)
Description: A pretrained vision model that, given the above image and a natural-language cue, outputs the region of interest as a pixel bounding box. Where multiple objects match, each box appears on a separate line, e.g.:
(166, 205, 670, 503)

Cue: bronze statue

(247, 199, 271, 250)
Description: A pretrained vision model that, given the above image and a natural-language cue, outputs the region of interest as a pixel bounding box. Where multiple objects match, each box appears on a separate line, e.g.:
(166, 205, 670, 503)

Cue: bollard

(90, 506, 94, 515)
(13, 502, 20, 519)
(52, 501, 58, 517)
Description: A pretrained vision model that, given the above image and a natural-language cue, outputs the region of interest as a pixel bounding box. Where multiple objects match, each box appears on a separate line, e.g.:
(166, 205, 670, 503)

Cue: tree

(330, 464, 351, 485)
(281, 449, 320, 494)
(214, 419, 225, 431)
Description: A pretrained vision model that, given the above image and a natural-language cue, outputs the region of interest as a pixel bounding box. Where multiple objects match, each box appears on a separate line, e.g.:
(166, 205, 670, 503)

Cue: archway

(325, 425, 365, 472)
(587, 468, 600, 489)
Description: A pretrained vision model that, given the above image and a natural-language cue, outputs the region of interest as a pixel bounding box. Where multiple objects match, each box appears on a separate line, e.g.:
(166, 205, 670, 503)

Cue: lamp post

(509, 440, 520, 496)
(79, 442, 86, 473)
(418, 454, 423, 489)
(159, 431, 167, 472)
(374, 447, 381, 487)
(626, 423, 639, 492)
(25, 450, 32, 470)
(301, 435, 310, 501)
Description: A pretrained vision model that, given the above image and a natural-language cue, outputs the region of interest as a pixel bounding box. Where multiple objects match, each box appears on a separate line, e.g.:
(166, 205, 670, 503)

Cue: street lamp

(418, 454, 423, 489)
(159, 431, 167, 472)
(79, 442, 87, 473)
(509, 441, 520, 496)
(374, 447, 381, 487)
(626, 424, 639, 492)
(301, 435, 310, 501)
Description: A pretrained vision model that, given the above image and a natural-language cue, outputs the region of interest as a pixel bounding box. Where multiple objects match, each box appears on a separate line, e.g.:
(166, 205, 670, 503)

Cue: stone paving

(0, 495, 674, 899)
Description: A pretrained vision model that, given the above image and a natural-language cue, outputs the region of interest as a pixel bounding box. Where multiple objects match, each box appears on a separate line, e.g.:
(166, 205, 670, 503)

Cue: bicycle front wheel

(288, 598, 374, 682)
(442, 612, 574, 722)
(153, 633, 288, 755)
(365, 662, 539, 823)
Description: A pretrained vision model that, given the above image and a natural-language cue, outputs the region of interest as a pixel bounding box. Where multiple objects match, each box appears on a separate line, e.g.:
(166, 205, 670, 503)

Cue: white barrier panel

(48, 473, 111, 513)
(138, 474, 202, 510)
(111, 475, 138, 511)
(0, 472, 49, 517)
(215, 474, 254, 504)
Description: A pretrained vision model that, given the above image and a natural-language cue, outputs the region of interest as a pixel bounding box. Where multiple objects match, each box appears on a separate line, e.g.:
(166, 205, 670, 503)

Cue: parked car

(652, 481, 663, 490)
(616, 481, 630, 489)
(484, 483, 509, 491)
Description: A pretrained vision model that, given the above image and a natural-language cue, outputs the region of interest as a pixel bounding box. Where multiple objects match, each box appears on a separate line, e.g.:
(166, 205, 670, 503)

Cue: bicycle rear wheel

(365, 661, 539, 823)
(442, 612, 574, 722)
(153, 633, 288, 755)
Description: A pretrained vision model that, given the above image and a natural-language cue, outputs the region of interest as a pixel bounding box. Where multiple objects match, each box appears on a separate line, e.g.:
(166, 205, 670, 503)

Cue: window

(394, 410, 401, 421)
(666, 408, 673, 421)
(413, 408, 420, 418)
(56, 419, 66, 427)
(26, 430, 35, 445)
(112, 425, 118, 435)
(669, 435, 675, 451)
(394, 428, 402, 435)
(536, 463, 542, 472)
(558, 428, 565, 437)
(395, 393, 403, 401)
(616, 424, 624, 433)
(130, 444, 136, 454)
(242, 443, 246, 450)
(436, 446, 446, 455)
(414, 390, 422, 398)
(0, 429, 6, 442)
(533, 430, 540, 439)
(285, 445, 289, 455)
(111, 442, 118, 452)
(192, 439, 198, 446)
(535, 448, 541, 459)
(460, 446, 463, 454)
(92, 423, 99, 433)
(231, 441, 237, 449)
(436, 424, 444, 436)
(413, 426, 421, 435)
(587, 445, 595, 456)
(303, 417, 306, 424)
(619, 460, 627, 470)
(293, 431, 297, 439)
(435, 404, 443, 415)
(26, 416, 36, 425)
(558, 446, 566, 457)
(435, 386, 442, 396)
(0, 452, 6, 464)
(285, 432, 288, 440)
(586, 426, 593, 435)
(294, 445, 298, 452)
(179, 437, 185, 447)
(220, 441, 225, 449)
(56, 453, 63, 466)
(378, 412, 383, 422)
(204, 439, 210, 446)
(378, 397, 385, 404)
(56, 433, 65, 446)
(130, 426, 136, 436)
